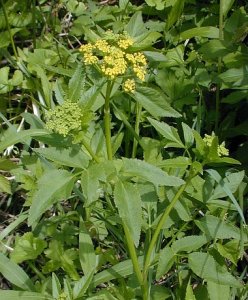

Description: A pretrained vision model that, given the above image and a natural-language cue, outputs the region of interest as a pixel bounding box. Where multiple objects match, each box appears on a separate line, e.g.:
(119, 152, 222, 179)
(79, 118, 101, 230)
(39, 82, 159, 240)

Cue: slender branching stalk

(104, 81, 114, 160)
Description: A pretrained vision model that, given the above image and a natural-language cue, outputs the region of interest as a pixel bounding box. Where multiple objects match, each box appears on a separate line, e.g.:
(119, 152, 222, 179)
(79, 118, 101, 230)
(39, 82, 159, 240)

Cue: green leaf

(0, 253, 35, 291)
(182, 123, 194, 148)
(199, 40, 233, 59)
(157, 157, 191, 168)
(0, 174, 11, 193)
(148, 117, 185, 148)
(0, 128, 49, 153)
(195, 215, 242, 240)
(52, 273, 61, 299)
(68, 65, 85, 102)
(179, 26, 220, 40)
(166, 0, 185, 30)
(35, 146, 90, 168)
(0, 214, 27, 241)
(114, 180, 142, 247)
(122, 158, 185, 188)
(133, 87, 181, 118)
(73, 271, 94, 299)
(125, 12, 146, 37)
(221, 0, 235, 17)
(0, 291, 54, 300)
(216, 240, 240, 266)
(28, 169, 75, 226)
(218, 66, 248, 86)
(188, 252, 242, 287)
(185, 281, 196, 300)
(171, 235, 209, 253)
(156, 247, 175, 279)
(0, 28, 22, 48)
(10, 232, 47, 263)
(79, 218, 97, 275)
(92, 257, 143, 287)
(206, 169, 246, 223)
(207, 281, 230, 300)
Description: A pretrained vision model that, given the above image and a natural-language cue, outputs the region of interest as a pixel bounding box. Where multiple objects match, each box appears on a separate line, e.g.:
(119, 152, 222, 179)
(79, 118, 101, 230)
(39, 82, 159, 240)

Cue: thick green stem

(123, 222, 144, 292)
(1, 0, 18, 60)
(104, 81, 113, 160)
(132, 103, 142, 158)
(143, 175, 194, 289)
(81, 138, 100, 163)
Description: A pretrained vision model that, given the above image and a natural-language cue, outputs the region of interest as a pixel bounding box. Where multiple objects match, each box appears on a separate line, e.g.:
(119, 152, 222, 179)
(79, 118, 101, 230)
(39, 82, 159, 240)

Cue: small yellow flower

(123, 79, 136, 93)
(84, 53, 98, 65)
(95, 39, 111, 53)
(203, 133, 229, 157)
(117, 37, 133, 49)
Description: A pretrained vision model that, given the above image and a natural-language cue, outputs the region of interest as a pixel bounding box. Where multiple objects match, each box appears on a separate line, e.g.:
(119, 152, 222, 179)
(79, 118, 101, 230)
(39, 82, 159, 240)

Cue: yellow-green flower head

(117, 37, 134, 49)
(203, 133, 229, 157)
(123, 79, 136, 93)
(46, 101, 83, 137)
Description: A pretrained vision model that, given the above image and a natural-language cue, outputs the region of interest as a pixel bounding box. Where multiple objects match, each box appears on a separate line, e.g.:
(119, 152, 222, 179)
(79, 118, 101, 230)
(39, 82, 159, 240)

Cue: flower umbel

(203, 133, 229, 157)
(79, 31, 147, 92)
(46, 101, 83, 136)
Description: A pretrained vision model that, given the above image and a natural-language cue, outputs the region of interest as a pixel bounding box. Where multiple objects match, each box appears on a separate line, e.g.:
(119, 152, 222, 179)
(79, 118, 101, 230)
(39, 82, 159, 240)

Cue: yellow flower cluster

(79, 31, 147, 92)
(123, 79, 136, 93)
(46, 101, 83, 137)
(203, 133, 229, 157)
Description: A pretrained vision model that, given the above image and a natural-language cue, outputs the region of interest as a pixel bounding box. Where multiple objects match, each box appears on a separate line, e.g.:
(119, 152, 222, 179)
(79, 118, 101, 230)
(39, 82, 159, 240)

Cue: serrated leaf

(114, 180, 142, 247)
(35, 146, 90, 168)
(133, 87, 181, 118)
(156, 247, 175, 279)
(148, 117, 185, 148)
(10, 232, 47, 263)
(0, 253, 35, 291)
(171, 235, 209, 253)
(28, 169, 75, 226)
(182, 122, 194, 148)
(188, 252, 242, 287)
(122, 158, 185, 188)
(195, 215, 241, 240)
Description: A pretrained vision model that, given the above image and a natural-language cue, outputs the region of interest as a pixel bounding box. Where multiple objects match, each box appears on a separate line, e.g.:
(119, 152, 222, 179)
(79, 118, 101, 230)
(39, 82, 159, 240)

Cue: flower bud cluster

(46, 101, 83, 137)
(203, 133, 229, 157)
(79, 31, 147, 93)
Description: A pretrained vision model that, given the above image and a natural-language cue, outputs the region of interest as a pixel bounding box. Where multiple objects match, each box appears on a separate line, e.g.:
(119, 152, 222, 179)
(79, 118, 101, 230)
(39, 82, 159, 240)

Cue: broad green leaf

(0, 174, 11, 193)
(114, 180, 142, 247)
(125, 12, 146, 37)
(68, 65, 85, 102)
(199, 40, 233, 59)
(28, 169, 75, 226)
(0, 128, 49, 153)
(206, 169, 246, 223)
(133, 87, 181, 118)
(185, 281, 196, 300)
(151, 286, 171, 300)
(179, 26, 220, 40)
(182, 123, 194, 148)
(0, 28, 22, 48)
(52, 273, 61, 299)
(144, 51, 167, 62)
(0, 253, 35, 291)
(10, 232, 47, 263)
(171, 235, 209, 253)
(122, 158, 185, 188)
(0, 291, 54, 300)
(92, 257, 143, 287)
(35, 146, 90, 168)
(166, 0, 185, 30)
(148, 117, 185, 148)
(218, 66, 248, 85)
(216, 240, 240, 266)
(156, 247, 175, 279)
(207, 281, 230, 300)
(79, 219, 97, 275)
(195, 215, 241, 240)
(188, 252, 242, 287)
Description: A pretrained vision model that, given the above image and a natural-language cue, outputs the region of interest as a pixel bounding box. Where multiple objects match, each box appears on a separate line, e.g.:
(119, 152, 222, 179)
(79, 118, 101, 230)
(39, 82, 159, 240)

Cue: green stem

(132, 103, 142, 158)
(215, 0, 224, 134)
(1, 0, 18, 60)
(123, 222, 144, 290)
(81, 138, 100, 163)
(143, 175, 194, 288)
(104, 81, 113, 160)
(27, 261, 46, 281)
